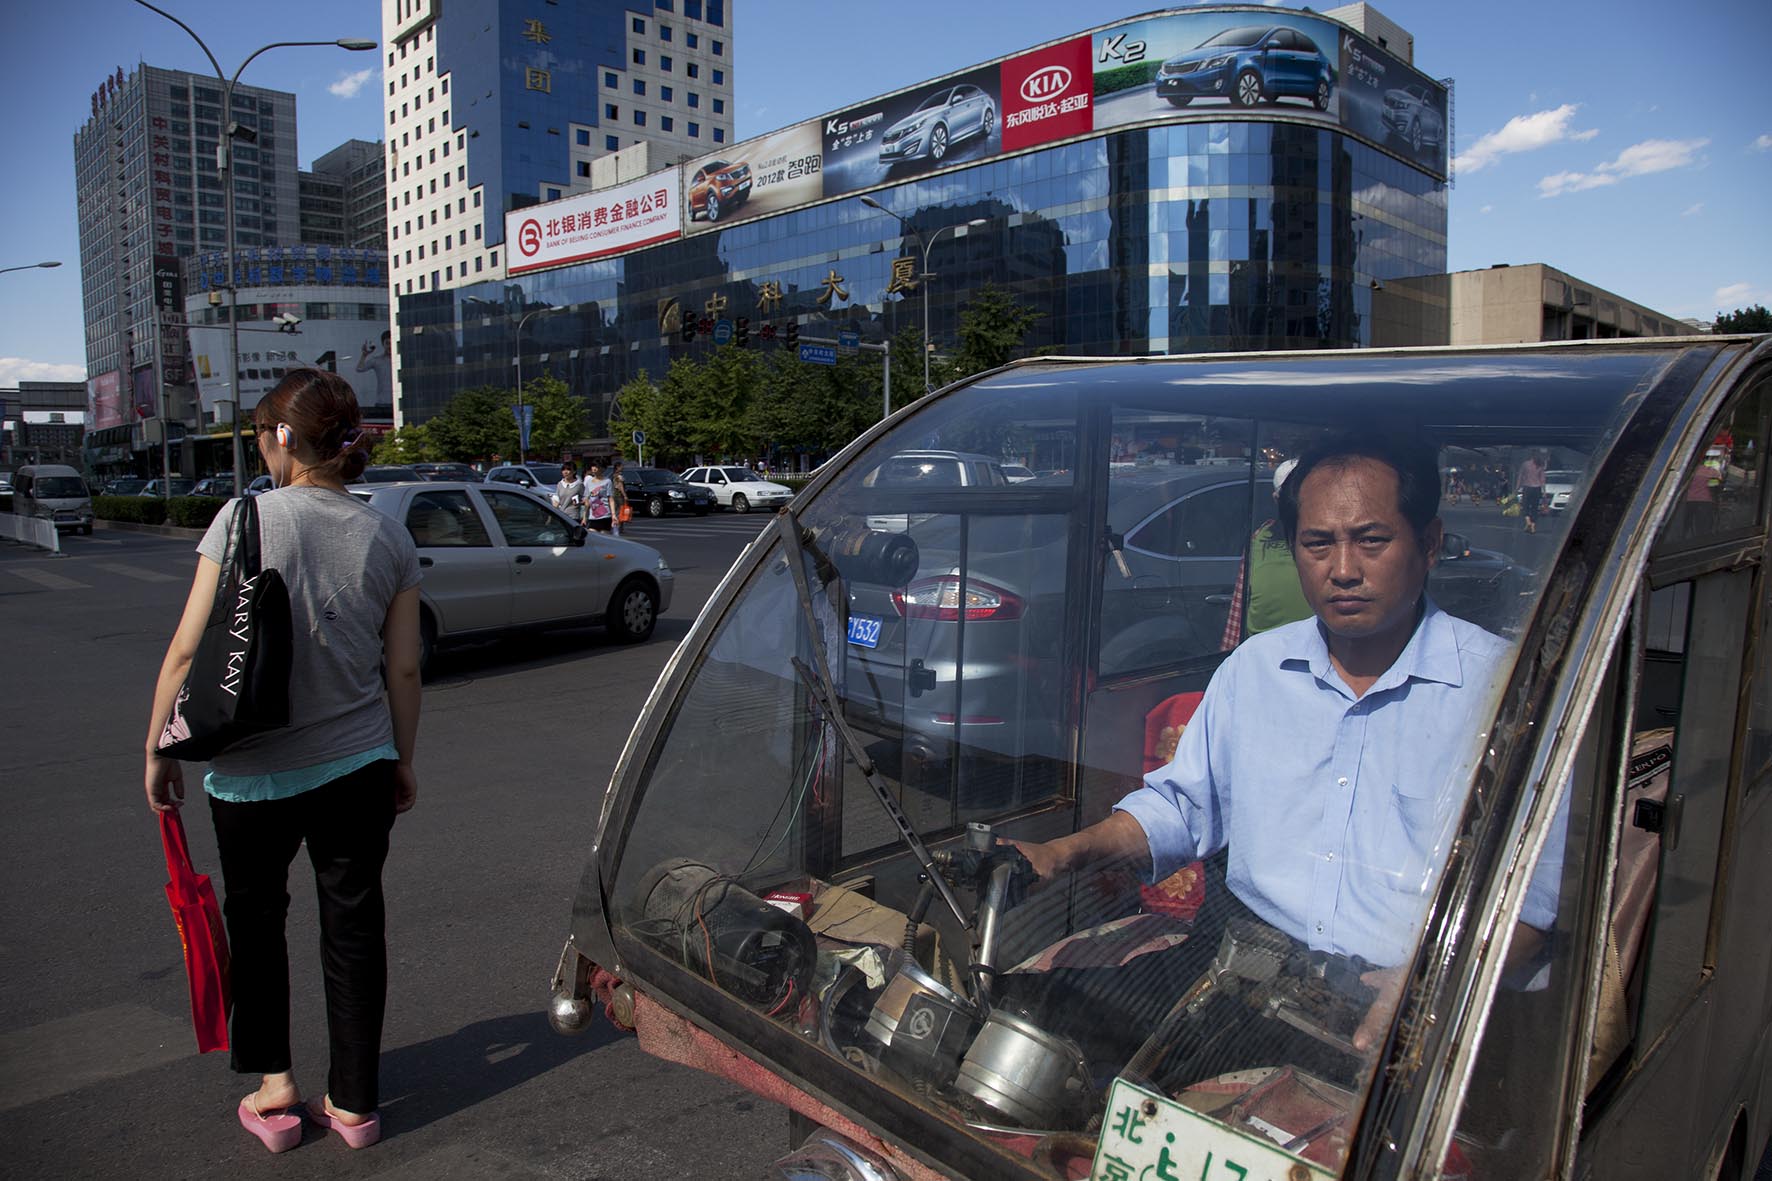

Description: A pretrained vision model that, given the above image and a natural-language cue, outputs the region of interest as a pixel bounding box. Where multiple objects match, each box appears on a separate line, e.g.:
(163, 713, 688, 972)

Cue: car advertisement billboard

(820, 63, 1002, 195)
(1091, 12, 1344, 128)
(682, 122, 824, 234)
(1000, 36, 1094, 153)
(506, 167, 681, 276)
(1335, 30, 1448, 175)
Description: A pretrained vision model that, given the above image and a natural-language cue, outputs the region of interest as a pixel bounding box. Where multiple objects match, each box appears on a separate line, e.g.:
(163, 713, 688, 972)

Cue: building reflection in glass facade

(396, 121, 1447, 429)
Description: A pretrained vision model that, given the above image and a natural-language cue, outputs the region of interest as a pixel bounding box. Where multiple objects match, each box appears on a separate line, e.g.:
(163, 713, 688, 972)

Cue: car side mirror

(1441, 532, 1470, 560)
(570, 523, 588, 546)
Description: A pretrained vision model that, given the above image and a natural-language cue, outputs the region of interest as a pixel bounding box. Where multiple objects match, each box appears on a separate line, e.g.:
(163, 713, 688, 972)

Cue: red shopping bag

(160, 810, 231, 1053)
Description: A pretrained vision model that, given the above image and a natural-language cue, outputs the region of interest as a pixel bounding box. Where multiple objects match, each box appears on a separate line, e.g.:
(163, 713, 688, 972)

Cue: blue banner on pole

(799, 344, 837, 366)
(515, 404, 534, 451)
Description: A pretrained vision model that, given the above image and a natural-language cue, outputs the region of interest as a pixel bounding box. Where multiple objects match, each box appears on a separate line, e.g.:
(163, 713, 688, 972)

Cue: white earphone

(276, 423, 294, 449)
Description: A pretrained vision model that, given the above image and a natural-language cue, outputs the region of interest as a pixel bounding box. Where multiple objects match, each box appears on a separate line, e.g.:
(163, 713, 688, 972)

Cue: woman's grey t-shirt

(197, 487, 421, 775)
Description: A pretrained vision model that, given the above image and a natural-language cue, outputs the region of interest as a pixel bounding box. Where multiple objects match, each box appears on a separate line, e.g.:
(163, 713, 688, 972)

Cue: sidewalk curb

(98, 520, 209, 541)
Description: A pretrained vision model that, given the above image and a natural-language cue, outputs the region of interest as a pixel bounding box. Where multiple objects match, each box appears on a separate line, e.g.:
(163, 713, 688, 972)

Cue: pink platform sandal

(237, 1095, 304, 1153)
(306, 1097, 382, 1148)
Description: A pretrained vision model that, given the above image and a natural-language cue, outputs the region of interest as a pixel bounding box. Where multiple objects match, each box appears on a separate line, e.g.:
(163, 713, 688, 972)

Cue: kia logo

(1021, 66, 1072, 103)
(518, 218, 542, 257)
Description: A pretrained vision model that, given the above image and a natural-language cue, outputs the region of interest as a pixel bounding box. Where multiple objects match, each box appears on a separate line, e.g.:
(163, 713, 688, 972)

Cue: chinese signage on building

(505, 167, 682, 276)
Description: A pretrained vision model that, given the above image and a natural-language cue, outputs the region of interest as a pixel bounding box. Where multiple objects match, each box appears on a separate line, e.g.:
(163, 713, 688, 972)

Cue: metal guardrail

(0, 512, 63, 556)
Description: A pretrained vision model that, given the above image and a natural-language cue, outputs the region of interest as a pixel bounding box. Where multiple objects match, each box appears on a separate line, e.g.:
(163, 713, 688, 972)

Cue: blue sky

(2, 0, 1766, 387)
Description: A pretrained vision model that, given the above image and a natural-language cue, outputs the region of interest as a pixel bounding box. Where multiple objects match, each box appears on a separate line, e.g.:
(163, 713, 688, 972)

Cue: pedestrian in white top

(551, 462, 583, 517)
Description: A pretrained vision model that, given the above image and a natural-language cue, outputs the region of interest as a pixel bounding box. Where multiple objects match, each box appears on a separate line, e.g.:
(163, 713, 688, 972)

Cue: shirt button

(1337, 776, 1349, 787)
(1315, 923, 1324, 933)
(1326, 852, 1335, 861)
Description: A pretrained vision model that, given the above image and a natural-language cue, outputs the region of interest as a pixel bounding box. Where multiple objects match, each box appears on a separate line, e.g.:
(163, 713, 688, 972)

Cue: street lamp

(0, 261, 61, 276)
(858, 197, 987, 393)
(513, 307, 556, 465)
(131, 0, 376, 497)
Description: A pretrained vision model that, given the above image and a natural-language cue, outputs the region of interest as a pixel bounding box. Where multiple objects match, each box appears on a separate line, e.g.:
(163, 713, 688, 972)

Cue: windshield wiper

(774, 510, 971, 931)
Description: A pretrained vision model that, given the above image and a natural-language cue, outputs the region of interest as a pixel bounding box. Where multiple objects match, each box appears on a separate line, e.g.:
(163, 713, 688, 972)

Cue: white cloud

(327, 68, 375, 99)
(0, 358, 86, 385)
(1479, 204, 1493, 214)
(1682, 202, 1704, 217)
(1715, 282, 1756, 305)
(1755, 134, 1772, 151)
(1537, 137, 1709, 197)
(1455, 104, 1596, 174)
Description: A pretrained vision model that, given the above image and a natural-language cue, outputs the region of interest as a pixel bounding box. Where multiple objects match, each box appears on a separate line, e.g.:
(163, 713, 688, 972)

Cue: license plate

(847, 615, 882, 648)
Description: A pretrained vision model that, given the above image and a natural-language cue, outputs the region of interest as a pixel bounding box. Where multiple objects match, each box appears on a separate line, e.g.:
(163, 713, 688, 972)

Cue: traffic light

(784, 320, 799, 350)
(735, 316, 750, 348)
(682, 316, 696, 344)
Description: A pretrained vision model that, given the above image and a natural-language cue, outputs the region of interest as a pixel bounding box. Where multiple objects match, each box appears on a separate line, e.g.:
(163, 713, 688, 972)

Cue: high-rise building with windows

(300, 139, 389, 250)
(72, 65, 299, 460)
(381, 0, 737, 418)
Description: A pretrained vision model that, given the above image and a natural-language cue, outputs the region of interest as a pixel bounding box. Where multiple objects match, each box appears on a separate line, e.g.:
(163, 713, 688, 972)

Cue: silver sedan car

(349, 481, 674, 672)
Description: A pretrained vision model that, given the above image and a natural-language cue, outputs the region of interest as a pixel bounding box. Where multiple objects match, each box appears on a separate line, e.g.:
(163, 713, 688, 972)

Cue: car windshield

(913, 89, 950, 114)
(632, 469, 678, 482)
(530, 463, 566, 485)
(723, 468, 764, 482)
(602, 349, 1675, 1175)
(362, 468, 419, 483)
(109, 479, 147, 494)
(1544, 470, 1581, 484)
(36, 477, 87, 498)
(1198, 25, 1268, 48)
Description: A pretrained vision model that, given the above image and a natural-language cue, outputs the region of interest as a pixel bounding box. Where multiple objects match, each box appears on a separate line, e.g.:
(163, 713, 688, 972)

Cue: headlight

(900, 117, 928, 135)
(668, 488, 685, 497)
(655, 557, 672, 574)
(1204, 53, 1234, 70)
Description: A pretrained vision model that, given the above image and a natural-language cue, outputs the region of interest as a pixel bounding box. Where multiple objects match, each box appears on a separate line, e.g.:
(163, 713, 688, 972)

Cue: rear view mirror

(570, 524, 588, 546)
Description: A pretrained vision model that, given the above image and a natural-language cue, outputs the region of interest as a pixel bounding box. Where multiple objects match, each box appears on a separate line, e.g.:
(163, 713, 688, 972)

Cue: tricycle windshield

(606, 350, 1675, 1176)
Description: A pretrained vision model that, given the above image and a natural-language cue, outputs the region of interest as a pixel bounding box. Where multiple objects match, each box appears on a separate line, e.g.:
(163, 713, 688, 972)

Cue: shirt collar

(1279, 595, 1466, 694)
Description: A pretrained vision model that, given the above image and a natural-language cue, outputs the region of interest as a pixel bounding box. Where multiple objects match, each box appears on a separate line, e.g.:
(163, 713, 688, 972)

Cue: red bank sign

(505, 167, 682, 275)
(1000, 37, 1093, 152)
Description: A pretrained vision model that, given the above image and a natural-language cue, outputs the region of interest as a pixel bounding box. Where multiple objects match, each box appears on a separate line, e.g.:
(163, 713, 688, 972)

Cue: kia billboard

(189, 321, 397, 424)
(820, 64, 1002, 194)
(506, 167, 681, 276)
(1335, 30, 1448, 175)
(682, 122, 824, 235)
(1000, 37, 1094, 153)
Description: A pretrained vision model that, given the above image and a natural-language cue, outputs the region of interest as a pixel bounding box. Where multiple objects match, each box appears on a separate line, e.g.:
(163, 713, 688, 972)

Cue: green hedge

(94, 495, 167, 525)
(92, 495, 229, 529)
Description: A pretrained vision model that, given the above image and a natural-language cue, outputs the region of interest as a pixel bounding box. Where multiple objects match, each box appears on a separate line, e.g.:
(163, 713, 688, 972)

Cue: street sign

(799, 344, 837, 366)
(514, 404, 534, 451)
(632, 429, 645, 447)
(838, 326, 861, 354)
(713, 318, 734, 345)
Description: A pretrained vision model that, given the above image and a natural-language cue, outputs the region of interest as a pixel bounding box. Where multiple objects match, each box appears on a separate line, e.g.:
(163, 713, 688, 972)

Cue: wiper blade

(775, 511, 970, 931)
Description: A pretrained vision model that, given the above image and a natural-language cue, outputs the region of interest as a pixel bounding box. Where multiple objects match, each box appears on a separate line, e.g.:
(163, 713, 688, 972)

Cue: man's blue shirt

(1116, 598, 1556, 967)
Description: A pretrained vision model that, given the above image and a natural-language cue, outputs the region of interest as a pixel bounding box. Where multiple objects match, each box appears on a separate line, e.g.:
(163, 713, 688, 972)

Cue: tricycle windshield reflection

(604, 350, 1683, 1176)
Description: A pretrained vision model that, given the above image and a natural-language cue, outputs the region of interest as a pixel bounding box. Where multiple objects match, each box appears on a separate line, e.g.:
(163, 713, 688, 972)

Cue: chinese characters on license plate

(846, 615, 882, 648)
(1092, 1080, 1331, 1181)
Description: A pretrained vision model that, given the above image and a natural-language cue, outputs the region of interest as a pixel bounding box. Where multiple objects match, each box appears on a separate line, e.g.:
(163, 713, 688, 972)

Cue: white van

(12, 464, 94, 535)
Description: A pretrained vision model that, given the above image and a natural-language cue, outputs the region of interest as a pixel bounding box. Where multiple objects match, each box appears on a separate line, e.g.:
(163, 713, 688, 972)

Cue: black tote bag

(156, 497, 293, 761)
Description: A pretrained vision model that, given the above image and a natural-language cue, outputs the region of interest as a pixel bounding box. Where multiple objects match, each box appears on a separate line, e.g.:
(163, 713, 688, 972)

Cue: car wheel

(1234, 69, 1263, 108)
(981, 106, 995, 140)
(1165, 95, 1193, 108)
(929, 124, 949, 161)
(80, 523, 93, 536)
(419, 611, 437, 678)
(731, 492, 750, 514)
(1313, 78, 1330, 111)
(706, 191, 721, 223)
(647, 495, 666, 518)
(607, 576, 658, 643)
(1408, 119, 1422, 152)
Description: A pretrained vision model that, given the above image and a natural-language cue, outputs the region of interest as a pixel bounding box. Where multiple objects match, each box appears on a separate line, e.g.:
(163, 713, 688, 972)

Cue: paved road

(0, 511, 796, 1180)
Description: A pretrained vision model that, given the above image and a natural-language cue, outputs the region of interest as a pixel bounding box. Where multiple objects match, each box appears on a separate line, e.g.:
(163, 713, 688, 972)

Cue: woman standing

(551, 461, 583, 519)
(582, 461, 615, 533)
(143, 370, 422, 1153)
(609, 459, 628, 537)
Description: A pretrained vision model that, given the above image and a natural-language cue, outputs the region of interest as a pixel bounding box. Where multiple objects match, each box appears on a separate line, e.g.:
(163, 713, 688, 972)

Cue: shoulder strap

(233, 496, 263, 578)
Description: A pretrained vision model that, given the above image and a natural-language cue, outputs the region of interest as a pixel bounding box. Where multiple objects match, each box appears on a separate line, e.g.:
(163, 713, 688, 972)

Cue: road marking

(7, 566, 89, 590)
(0, 1003, 192, 1111)
(94, 561, 181, 583)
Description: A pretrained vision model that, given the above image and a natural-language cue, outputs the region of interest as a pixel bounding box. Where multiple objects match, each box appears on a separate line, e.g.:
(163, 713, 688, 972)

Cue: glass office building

(396, 8, 1450, 430)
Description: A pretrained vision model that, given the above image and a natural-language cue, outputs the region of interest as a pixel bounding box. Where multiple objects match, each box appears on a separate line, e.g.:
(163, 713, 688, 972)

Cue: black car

(356, 465, 424, 484)
(413, 462, 484, 483)
(622, 467, 714, 517)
